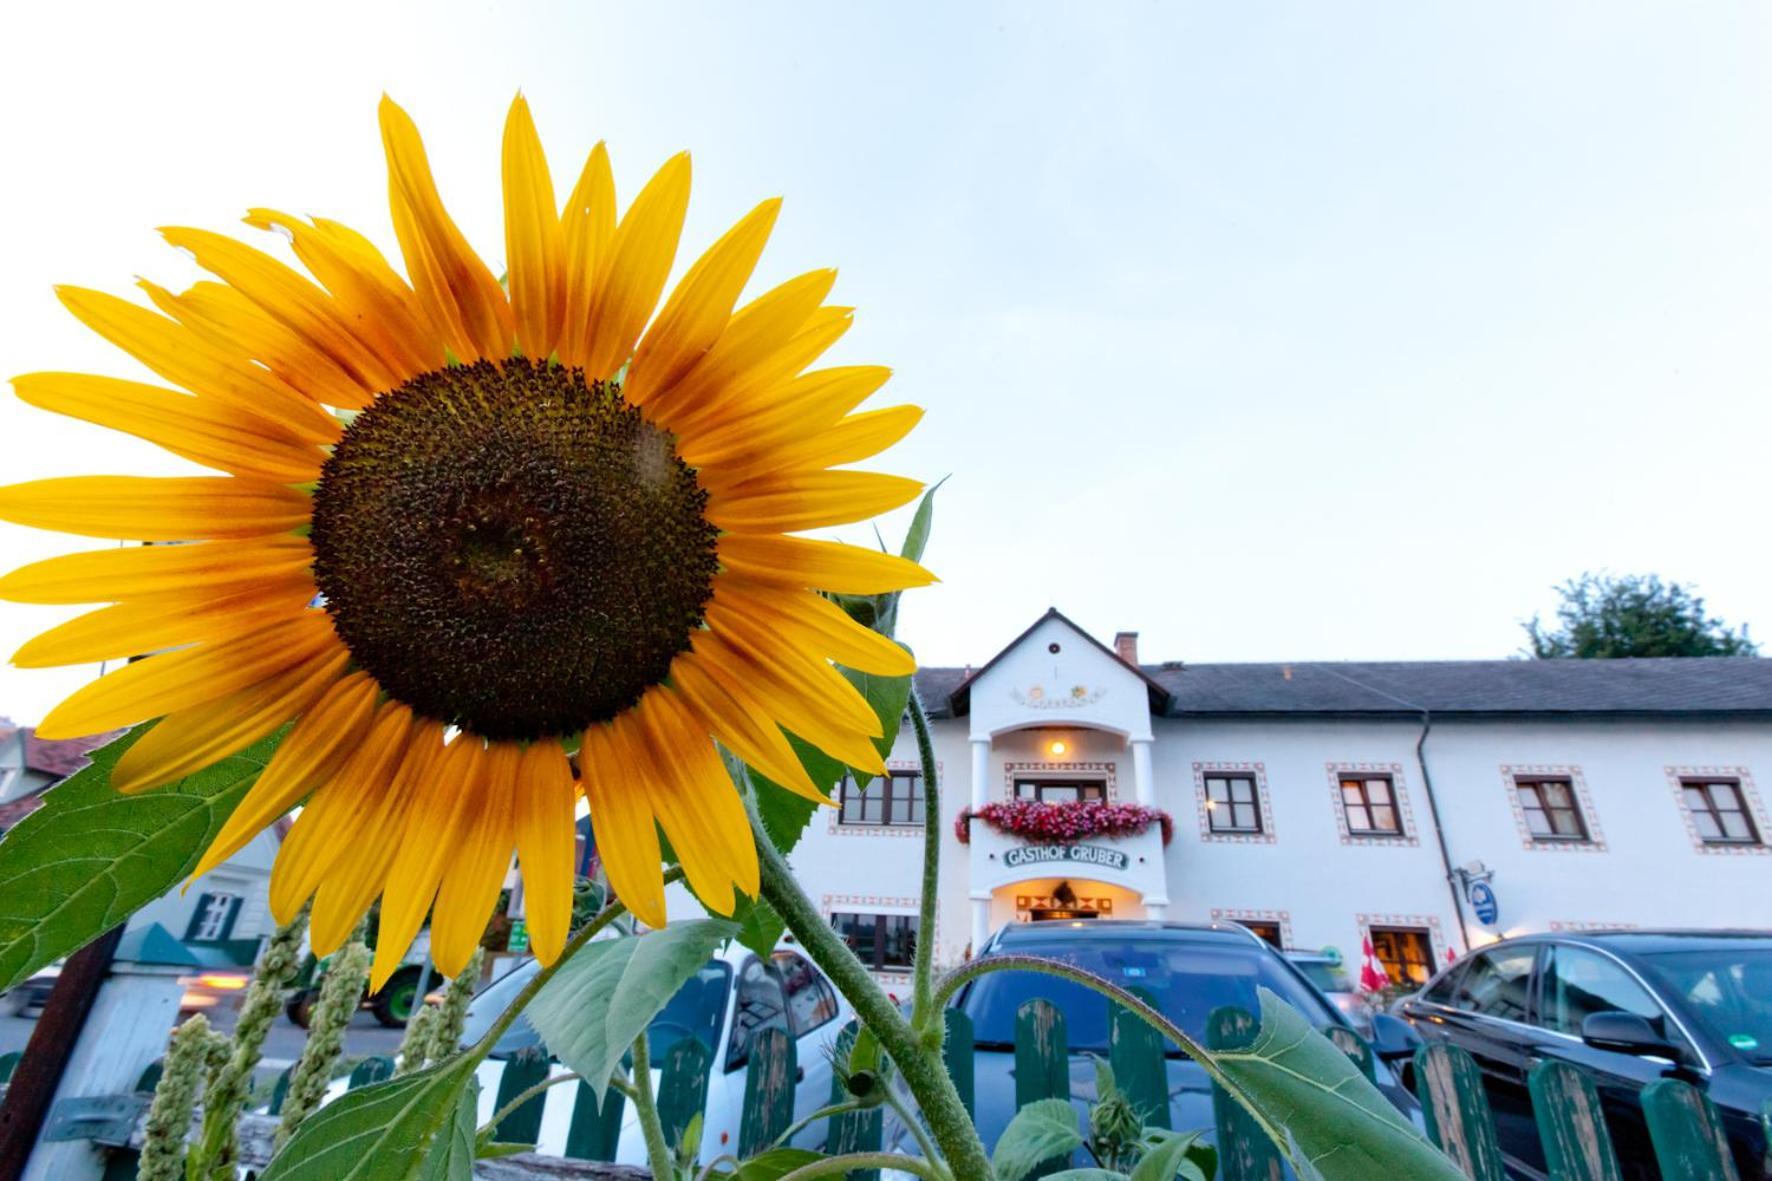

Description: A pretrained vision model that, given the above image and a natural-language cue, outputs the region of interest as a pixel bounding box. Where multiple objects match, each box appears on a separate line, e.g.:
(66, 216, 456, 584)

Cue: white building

(759, 609, 1772, 991)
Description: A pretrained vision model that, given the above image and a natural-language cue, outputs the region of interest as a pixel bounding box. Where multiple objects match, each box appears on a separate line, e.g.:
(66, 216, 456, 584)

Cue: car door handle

(796, 1066, 805, 1084)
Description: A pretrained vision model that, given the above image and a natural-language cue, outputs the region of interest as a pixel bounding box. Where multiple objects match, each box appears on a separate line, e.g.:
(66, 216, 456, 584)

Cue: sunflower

(0, 95, 932, 987)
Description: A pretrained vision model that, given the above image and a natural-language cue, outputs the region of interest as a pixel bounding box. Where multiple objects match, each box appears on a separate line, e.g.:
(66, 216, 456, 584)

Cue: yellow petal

(0, 536, 313, 605)
(432, 742, 516, 976)
(718, 580, 916, 676)
(703, 607, 883, 738)
(514, 741, 576, 965)
(716, 534, 935, 596)
(625, 198, 781, 407)
(691, 632, 886, 776)
(190, 670, 380, 886)
(502, 94, 566, 360)
(112, 642, 347, 795)
(575, 153, 691, 381)
(13, 579, 315, 668)
(35, 611, 340, 739)
(766, 405, 923, 474)
(669, 652, 821, 801)
(666, 309, 856, 446)
(380, 96, 514, 361)
(580, 722, 665, 929)
(158, 227, 400, 392)
(638, 691, 758, 903)
(705, 471, 923, 533)
(55, 286, 340, 443)
(12, 371, 326, 483)
(677, 365, 891, 469)
(372, 733, 481, 989)
(0, 476, 311, 542)
(559, 142, 616, 369)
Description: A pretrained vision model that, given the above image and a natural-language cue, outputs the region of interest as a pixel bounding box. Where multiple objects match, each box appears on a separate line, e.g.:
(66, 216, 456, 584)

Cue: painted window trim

(1500, 764, 1607, 852)
(1664, 765, 1770, 856)
(1324, 762, 1419, 847)
(1192, 762, 1277, 845)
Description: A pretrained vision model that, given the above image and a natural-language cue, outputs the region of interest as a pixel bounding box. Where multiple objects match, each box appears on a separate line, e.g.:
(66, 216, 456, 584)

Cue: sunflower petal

(575, 153, 691, 381)
(691, 632, 886, 776)
(502, 95, 566, 360)
(719, 581, 916, 676)
(703, 607, 883, 738)
(559, 142, 616, 368)
(12, 371, 326, 483)
(0, 536, 313, 605)
(715, 534, 934, 596)
(706, 471, 923, 533)
(639, 691, 757, 903)
(0, 477, 311, 542)
(12, 579, 314, 668)
(677, 365, 891, 469)
(669, 653, 821, 801)
(514, 741, 576, 965)
(373, 734, 481, 988)
(190, 670, 380, 885)
(380, 96, 514, 360)
(625, 198, 781, 407)
(580, 722, 665, 928)
(34, 611, 339, 739)
(432, 742, 516, 976)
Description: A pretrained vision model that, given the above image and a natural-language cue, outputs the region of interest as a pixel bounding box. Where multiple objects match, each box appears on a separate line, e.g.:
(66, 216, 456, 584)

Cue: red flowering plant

(955, 799, 1174, 846)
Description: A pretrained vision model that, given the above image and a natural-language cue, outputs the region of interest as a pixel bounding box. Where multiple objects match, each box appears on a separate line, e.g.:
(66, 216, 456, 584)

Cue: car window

(1294, 961, 1353, 993)
(1452, 947, 1534, 1022)
(725, 957, 791, 1072)
(1420, 965, 1463, 1006)
(1639, 943, 1772, 1064)
(774, 950, 839, 1037)
(463, 954, 730, 1062)
(1540, 946, 1664, 1038)
(961, 938, 1339, 1052)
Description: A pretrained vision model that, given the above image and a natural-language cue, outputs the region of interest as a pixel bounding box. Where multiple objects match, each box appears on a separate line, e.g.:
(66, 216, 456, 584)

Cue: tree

(1524, 573, 1757, 659)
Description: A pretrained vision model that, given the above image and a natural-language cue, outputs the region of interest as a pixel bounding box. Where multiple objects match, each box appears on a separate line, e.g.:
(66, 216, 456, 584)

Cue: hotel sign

(1003, 843, 1128, 871)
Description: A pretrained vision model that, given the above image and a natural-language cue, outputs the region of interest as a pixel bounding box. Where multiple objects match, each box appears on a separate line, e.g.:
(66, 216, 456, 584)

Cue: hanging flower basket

(955, 799, 1174, 846)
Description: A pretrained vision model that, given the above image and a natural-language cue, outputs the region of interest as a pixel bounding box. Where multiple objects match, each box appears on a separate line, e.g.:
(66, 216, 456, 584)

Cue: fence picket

(943, 1007, 975, 1121)
(825, 1021, 882, 1180)
(0, 1051, 19, 1086)
(563, 1078, 627, 1161)
(1206, 1006, 1283, 1181)
(1109, 991, 1169, 1130)
(1526, 1060, 1621, 1181)
(490, 1048, 551, 1146)
(346, 1055, 394, 1090)
(1412, 1043, 1507, 1181)
(267, 1064, 293, 1115)
(1641, 1078, 1741, 1181)
(655, 1038, 713, 1157)
(738, 1027, 797, 1157)
(1324, 1026, 1376, 1083)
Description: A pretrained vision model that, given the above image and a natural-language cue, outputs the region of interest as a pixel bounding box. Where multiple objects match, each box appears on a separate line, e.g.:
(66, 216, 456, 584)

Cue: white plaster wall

(966, 615, 1154, 742)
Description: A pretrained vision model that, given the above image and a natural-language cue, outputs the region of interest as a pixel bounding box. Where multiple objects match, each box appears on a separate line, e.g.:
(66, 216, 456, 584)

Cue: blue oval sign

(1468, 881, 1499, 926)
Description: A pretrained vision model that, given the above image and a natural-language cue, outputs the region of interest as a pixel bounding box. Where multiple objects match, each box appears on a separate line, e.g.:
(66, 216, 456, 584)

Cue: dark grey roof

(915, 657, 1772, 719)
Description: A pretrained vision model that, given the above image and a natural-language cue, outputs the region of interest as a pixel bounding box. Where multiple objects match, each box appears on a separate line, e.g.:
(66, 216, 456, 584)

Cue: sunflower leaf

(730, 894, 787, 960)
(258, 1056, 478, 1181)
(0, 722, 277, 993)
(525, 918, 737, 1102)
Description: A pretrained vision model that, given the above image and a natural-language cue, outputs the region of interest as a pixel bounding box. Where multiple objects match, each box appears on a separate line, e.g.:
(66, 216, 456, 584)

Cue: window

(1339, 774, 1402, 836)
(725, 956, 790, 1072)
(1452, 946, 1535, 1021)
(1240, 921, 1283, 949)
(773, 950, 839, 1035)
(1515, 777, 1590, 842)
(1370, 927, 1436, 988)
(185, 892, 241, 943)
(838, 771, 925, 827)
(1681, 779, 1761, 845)
(1540, 945, 1666, 1039)
(1013, 778, 1106, 803)
(830, 911, 919, 971)
(1204, 774, 1262, 833)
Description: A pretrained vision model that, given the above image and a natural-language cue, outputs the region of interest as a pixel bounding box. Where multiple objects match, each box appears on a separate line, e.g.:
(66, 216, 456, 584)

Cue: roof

(936, 608, 1173, 717)
(914, 651, 1772, 720)
(0, 718, 123, 778)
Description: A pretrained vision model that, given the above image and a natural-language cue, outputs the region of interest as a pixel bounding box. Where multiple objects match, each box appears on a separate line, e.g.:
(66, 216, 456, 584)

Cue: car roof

(988, 920, 1269, 948)
(1465, 929, 1772, 957)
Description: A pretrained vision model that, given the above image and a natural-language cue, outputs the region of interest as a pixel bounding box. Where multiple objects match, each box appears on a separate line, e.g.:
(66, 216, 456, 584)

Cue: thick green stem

(776, 1152, 945, 1181)
(629, 1030, 677, 1181)
(907, 686, 942, 1043)
(478, 1071, 580, 1139)
(749, 797, 992, 1181)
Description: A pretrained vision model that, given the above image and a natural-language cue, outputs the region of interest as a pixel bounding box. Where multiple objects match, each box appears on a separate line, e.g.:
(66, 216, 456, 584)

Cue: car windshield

(1294, 961, 1353, 993)
(961, 936, 1338, 1053)
(464, 956, 731, 1060)
(1637, 944, 1772, 1064)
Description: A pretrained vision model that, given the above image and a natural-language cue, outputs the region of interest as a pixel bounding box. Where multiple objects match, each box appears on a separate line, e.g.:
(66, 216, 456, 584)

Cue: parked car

(921, 921, 1423, 1169)
(326, 937, 852, 1164)
(4, 960, 249, 1022)
(1399, 930, 1772, 1180)
(1285, 948, 1376, 1035)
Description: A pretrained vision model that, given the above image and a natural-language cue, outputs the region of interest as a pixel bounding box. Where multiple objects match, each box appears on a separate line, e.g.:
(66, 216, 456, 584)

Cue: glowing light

(1049, 739, 1068, 756)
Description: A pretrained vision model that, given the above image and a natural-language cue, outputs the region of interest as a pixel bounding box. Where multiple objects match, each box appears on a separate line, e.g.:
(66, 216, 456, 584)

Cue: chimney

(1113, 631, 1139, 665)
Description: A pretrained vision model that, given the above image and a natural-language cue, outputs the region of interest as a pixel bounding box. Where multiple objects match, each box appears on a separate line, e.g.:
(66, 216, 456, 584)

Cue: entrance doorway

(1013, 880, 1121, 923)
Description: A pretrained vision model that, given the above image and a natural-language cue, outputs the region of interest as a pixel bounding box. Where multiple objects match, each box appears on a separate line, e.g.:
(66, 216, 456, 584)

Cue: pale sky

(2, 2, 1770, 724)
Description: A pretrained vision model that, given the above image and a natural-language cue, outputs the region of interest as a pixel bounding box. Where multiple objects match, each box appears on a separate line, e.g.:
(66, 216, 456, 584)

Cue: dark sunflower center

(310, 358, 718, 741)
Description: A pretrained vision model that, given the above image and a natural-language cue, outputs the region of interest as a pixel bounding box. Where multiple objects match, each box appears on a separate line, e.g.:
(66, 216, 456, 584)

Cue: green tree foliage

(1524, 573, 1757, 659)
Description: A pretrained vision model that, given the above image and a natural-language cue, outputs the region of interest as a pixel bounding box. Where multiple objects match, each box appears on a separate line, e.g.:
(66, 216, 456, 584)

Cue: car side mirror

(1370, 1012, 1423, 1062)
(1580, 1011, 1680, 1060)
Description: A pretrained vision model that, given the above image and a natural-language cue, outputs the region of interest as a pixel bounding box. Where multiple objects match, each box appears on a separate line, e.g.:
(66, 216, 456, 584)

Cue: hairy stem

(629, 1030, 676, 1181)
(748, 794, 992, 1181)
(883, 1081, 947, 1177)
(907, 686, 942, 1042)
(478, 1071, 580, 1140)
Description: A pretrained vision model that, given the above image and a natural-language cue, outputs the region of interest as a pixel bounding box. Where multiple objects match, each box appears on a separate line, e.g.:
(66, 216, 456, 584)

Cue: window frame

(185, 891, 242, 944)
(1514, 776, 1592, 844)
(1011, 778, 1108, 804)
(1369, 925, 1436, 989)
(829, 910, 919, 971)
(1338, 773, 1404, 837)
(837, 770, 926, 828)
(1679, 778, 1762, 846)
(1204, 773, 1264, 834)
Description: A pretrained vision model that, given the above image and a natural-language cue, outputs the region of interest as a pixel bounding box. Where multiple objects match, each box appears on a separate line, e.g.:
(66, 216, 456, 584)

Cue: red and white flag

(1358, 934, 1392, 993)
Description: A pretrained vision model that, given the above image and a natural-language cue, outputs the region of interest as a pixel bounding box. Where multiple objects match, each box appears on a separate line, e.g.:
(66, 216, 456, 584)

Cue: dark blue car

(912, 920, 1421, 1171)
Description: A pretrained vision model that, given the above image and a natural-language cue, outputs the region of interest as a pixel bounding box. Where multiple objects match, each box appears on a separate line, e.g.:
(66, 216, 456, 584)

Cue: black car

(1399, 930, 1772, 1180)
(927, 920, 1422, 1170)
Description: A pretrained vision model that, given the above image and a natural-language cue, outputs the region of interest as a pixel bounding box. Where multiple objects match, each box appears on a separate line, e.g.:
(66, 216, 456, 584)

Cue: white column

(970, 895, 992, 957)
(1131, 737, 1155, 806)
(970, 738, 991, 809)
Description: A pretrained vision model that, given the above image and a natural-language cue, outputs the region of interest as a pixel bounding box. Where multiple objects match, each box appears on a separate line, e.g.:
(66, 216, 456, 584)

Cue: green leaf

(992, 1097, 1083, 1181)
(875, 477, 943, 637)
(1089, 1054, 1117, 1104)
(731, 894, 786, 961)
(417, 1076, 479, 1180)
(525, 919, 737, 1101)
(0, 723, 276, 993)
(732, 1147, 825, 1180)
(259, 1056, 478, 1181)
(1213, 989, 1465, 1181)
(471, 1141, 532, 1161)
(1127, 1130, 1209, 1181)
